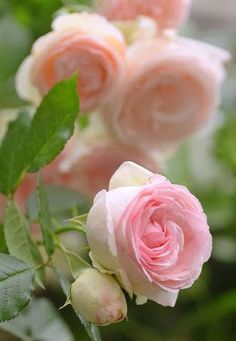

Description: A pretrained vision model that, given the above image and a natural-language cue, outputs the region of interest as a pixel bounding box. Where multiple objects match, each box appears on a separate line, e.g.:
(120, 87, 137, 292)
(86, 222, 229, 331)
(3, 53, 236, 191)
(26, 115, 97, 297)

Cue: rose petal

(109, 161, 154, 190)
(15, 56, 41, 105)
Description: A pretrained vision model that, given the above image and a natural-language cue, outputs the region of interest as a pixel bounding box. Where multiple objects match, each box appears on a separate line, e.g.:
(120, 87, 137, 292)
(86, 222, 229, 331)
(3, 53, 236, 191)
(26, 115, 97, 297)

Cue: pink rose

(65, 140, 159, 198)
(104, 36, 230, 149)
(16, 13, 125, 112)
(86, 161, 212, 306)
(95, 0, 192, 30)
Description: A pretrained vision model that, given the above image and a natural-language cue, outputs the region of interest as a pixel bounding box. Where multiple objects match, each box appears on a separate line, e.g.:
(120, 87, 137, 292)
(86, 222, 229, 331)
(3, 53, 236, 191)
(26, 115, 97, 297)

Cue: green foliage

(62, 0, 93, 7)
(2, 0, 62, 39)
(26, 185, 91, 221)
(27, 76, 79, 173)
(0, 17, 30, 80)
(79, 114, 90, 130)
(53, 266, 71, 298)
(0, 253, 35, 321)
(79, 315, 102, 341)
(37, 176, 55, 257)
(0, 112, 31, 195)
(177, 289, 236, 336)
(0, 76, 79, 195)
(0, 16, 30, 107)
(0, 298, 73, 341)
(65, 250, 91, 280)
(197, 188, 236, 230)
(215, 116, 236, 173)
(0, 224, 7, 253)
(4, 201, 42, 267)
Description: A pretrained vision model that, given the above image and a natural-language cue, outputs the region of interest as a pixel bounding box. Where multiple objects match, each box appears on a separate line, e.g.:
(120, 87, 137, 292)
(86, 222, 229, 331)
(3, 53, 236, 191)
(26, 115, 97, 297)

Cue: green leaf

(37, 176, 55, 257)
(79, 114, 90, 130)
(53, 266, 70, 298)
(0, 76, 79, 195)
(0, 112, 31, 194)
(27, 76, 79, 172)
(0, 298, 73, 341)
(64, 250, 91, 280)
(78, 315, 102, 341)
(215, 116, 236, 172)
(26, 185, 91, 221)
(0, 253, 35, 321)
(4, 201, 42, 267)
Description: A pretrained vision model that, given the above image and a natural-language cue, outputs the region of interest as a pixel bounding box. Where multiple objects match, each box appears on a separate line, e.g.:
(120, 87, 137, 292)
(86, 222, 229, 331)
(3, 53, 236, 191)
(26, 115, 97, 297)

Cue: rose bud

(16, 13, 125, 112)
(104, 35, 230, 150)
(95, 0, 192, 30)
(71, 268, 127, 326)
(86, 161, 213, 307)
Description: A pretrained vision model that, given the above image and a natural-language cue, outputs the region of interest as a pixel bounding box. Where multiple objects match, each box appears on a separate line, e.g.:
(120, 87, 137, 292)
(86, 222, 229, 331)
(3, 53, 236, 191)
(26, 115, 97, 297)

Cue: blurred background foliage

(0, 0, 236, 340)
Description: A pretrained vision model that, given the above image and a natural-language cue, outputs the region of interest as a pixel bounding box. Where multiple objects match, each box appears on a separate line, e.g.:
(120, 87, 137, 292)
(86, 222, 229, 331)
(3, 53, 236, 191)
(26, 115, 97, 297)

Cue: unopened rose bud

(71, 268, 127, 326)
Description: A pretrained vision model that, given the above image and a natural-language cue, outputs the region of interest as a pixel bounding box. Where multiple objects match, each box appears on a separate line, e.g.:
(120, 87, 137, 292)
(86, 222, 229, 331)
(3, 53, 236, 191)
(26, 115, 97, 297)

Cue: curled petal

(15, 56, 41, 105)
(109, 161, 154, 190)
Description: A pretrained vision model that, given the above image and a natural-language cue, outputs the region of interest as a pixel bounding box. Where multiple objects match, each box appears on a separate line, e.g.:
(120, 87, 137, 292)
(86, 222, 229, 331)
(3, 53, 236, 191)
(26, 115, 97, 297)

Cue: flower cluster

(14, 0, 230, 203)
(0, 0, 228, 329)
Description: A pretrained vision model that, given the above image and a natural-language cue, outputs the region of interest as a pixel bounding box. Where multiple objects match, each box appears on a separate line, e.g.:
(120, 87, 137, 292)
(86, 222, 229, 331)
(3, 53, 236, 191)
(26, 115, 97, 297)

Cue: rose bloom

(86, 161, 212, 307)
(16, 13, 125, 112)
(56, 112, 160, 198)
(65, 140, 159, 198)
(105, 36, 230, 149)
(95, 0, 192, 30)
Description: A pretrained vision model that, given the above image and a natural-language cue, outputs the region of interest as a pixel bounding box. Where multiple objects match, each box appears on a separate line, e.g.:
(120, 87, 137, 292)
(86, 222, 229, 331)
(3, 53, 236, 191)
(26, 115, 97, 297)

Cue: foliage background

(0, 0, 236, 340)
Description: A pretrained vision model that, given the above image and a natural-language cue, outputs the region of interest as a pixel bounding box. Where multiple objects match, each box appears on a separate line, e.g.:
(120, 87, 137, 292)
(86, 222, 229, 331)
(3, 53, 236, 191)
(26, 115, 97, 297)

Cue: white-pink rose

(16, 13, 125, 112)
(104, 36, 230, 149)
(86, 161, 212, 307)
(95, 0, 192, 30)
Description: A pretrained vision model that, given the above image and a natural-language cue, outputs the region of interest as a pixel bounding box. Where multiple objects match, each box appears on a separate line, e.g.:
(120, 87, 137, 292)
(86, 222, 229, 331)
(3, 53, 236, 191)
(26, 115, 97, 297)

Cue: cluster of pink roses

(0, 1, 227, 325)
(13, 0, 229, 205)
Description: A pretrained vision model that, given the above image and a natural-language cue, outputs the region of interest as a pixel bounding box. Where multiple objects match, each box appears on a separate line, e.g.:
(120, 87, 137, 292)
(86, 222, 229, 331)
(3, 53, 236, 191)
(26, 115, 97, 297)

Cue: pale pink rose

(65, 140, 159, 198)
(16, 13, 125, 112)
(105, 36, 230, 149)
(96, 0, 192, 30)
(86, 161, 212, 307)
